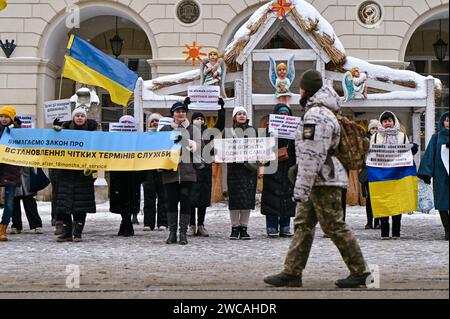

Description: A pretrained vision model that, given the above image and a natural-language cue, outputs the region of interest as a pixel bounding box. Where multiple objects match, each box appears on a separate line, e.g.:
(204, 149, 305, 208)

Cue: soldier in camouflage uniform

(264, 70, 372, 288)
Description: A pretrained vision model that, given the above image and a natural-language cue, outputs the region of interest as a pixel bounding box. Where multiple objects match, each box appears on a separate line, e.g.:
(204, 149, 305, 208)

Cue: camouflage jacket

(294, 86, 348, 202)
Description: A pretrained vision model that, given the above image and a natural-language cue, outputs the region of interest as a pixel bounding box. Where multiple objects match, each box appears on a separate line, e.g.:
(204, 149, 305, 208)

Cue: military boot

(166, 213, 178, 244)
(264, 272, 302, 287)
(335, 272, 373, 288)
(73, 220, 85, 242)
(57, 223, 73, 242)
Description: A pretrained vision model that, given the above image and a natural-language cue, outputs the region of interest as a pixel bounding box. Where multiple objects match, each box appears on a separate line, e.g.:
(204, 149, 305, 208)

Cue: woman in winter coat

(0, 105, 22, 241)
(360, 119, 380, 230)
(10, 167, 43, 234)
(226, 106, 258, 240)
(53, 107, 98, 242)
(188, 98, 226, 237)
(143, 113, 168, 231)
(370, 111, 409, 239)
(261, 104, 296, 238)
(418, 111, 449, 240)
(160, 100, 200, 245)
(109, 115, 146, 237)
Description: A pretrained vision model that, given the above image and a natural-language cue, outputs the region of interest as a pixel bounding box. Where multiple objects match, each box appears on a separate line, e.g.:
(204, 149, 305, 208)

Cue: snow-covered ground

(0, 201, 448, 298)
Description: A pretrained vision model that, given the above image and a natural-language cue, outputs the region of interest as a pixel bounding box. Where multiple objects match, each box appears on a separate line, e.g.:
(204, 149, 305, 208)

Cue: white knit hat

(119, 115, 136, 123)
(232, 106, 247, 118)
(72, 107, 87, 118)
(368, 119, 380, 130)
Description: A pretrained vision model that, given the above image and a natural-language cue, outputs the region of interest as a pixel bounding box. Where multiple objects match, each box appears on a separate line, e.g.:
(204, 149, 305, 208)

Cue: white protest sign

(109, 123, 138, 132)
(214, 137, 276, 163)
(366, 144, 414, 168)
(44, 99, 71, 124)
(188, 85, 220, 111)
(157, 117, 173, 131)
(16, 114, 35, 129)
(268, 114, 301, 140)
(441, 145, 449, 175)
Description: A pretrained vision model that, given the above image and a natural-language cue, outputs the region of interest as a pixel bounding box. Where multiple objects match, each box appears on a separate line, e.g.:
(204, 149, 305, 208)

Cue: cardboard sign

(214, 137, 276, 163)
(188, 86, 220, 111)
(366, 144, 414, 168)
(44, 99, 71, 124)
(157, 117, 173, 131)
(268, 114, 301, 140)
(16, 114, 35, 129)
(109, 123, 138, 132)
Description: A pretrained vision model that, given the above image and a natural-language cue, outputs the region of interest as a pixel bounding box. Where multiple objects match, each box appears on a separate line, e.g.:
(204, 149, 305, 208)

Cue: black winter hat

(170, 102, 188, 114)
(191, 112, 205, 122)
(300, 69, 323, 96)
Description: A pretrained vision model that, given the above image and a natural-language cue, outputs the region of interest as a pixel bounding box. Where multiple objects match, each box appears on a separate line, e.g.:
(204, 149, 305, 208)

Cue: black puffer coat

(0, 119, 22, 187)
(109, 171, 146, 214)
(261, 137, 297, 217)
(225, 123, 258, 210)
(53, 119, 98, 216)
(191, 109, 225, 207)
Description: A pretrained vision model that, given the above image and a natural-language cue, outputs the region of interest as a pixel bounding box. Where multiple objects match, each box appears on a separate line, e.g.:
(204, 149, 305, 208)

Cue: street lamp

(433, 20, 448, 62)
(110, 16, 124, 59)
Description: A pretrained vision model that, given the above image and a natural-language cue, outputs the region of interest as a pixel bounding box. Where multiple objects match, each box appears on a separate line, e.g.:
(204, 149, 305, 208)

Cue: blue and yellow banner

(368, 165, 418, 218)
(0, 129, 181, 171)
(62, 35, 138, 106)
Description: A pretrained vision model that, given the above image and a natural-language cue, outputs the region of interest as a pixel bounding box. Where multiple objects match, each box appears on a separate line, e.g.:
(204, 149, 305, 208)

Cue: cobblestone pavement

(0, 202, 448, 299)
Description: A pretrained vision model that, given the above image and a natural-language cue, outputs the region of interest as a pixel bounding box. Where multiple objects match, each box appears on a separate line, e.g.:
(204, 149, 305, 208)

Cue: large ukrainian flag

(368, 165, 418, 218)
(62, 35, 138, 106)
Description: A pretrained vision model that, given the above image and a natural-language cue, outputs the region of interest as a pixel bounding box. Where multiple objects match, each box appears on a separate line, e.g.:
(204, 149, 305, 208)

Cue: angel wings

(269, 56, 295, 98)
(343, 69, 368, 102)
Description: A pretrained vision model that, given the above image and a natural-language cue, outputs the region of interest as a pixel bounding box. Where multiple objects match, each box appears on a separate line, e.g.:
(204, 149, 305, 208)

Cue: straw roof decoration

(224, 6, 346, 70)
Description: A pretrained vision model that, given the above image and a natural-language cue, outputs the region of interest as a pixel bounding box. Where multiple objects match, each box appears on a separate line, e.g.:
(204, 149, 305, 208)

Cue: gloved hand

(288, 165, 298, 185)
(411, 143, 419, 155)
(173, 134, 183, 144)
(218, 97, 225, 109)
(5, 124, 14, 134)
(184, 97, 191, 106)
(53, 118, 63, 131)
(420, 175, 431, 185)
(186, 139, 197, 153)
(83, 168, 93, 176)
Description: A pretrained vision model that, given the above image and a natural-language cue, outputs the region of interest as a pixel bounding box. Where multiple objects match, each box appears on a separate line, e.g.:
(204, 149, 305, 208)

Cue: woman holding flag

(370, 111, 410, 239)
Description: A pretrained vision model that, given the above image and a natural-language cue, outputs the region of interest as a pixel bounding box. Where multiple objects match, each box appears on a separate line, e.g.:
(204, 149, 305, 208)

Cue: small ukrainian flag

(62, 35, 139, 106)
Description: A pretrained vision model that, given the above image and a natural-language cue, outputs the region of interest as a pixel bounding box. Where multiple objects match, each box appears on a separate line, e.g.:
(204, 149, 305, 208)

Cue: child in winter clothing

(52, 107, 98, 242)
(371, 111, 409, 239)
(225, 106, 258, 240)
(418, 112, 449, 240)
(0, 105, 22, 241)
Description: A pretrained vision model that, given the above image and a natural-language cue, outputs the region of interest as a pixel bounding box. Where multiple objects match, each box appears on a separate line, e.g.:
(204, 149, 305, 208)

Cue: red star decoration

(271, 0, 294, 19)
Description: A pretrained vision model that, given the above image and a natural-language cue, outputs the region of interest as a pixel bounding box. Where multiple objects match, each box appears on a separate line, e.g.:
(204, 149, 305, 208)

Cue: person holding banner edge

(0, 105, 22, 241)
(160, 99, 201, 245)
(52, 107, 98, 242)
(418, 112, 449, 241)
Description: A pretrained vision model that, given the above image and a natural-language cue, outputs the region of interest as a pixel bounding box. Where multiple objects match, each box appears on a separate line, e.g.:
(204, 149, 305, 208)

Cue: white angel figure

(343, 67, 368, 102)
(269, 56, 295, 105)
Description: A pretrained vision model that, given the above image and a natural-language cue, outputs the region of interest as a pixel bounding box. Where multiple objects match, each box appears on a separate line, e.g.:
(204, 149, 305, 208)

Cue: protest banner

(268, 114, 301, 140)
(44, 99, 72, 124)
(0, 128, 181, 171)
(16, 114, 35, 129)
(188, 86, 220, 111)
(109, 123, 138, 132)
(366, 144, 418, 218)
(366, 144, 414, 168)
(214, 137, 276, 163)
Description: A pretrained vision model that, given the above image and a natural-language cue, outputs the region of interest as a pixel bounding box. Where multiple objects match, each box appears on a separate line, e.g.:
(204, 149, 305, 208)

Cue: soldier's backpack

(330, 115, 370, 171)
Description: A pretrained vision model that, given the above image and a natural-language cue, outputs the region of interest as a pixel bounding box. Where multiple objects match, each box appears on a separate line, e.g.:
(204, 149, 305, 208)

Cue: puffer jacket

(293, 86, 348, 202)
(0, 119, 22, 187)
(160, 119, 199, 185)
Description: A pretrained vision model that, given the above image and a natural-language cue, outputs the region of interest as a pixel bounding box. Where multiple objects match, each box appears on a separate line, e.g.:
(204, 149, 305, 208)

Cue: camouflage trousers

(284, 186, 368, 276)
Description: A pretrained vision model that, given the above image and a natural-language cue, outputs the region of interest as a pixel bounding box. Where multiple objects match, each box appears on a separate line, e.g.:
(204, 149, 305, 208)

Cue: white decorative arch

(38, 0, 158, 65)
(399, 3, 449, 61)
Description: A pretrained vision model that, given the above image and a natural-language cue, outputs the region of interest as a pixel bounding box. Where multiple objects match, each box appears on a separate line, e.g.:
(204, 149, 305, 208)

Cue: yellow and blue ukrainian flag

(62, 34, 138, 106)
(368, 165, 418, 218)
